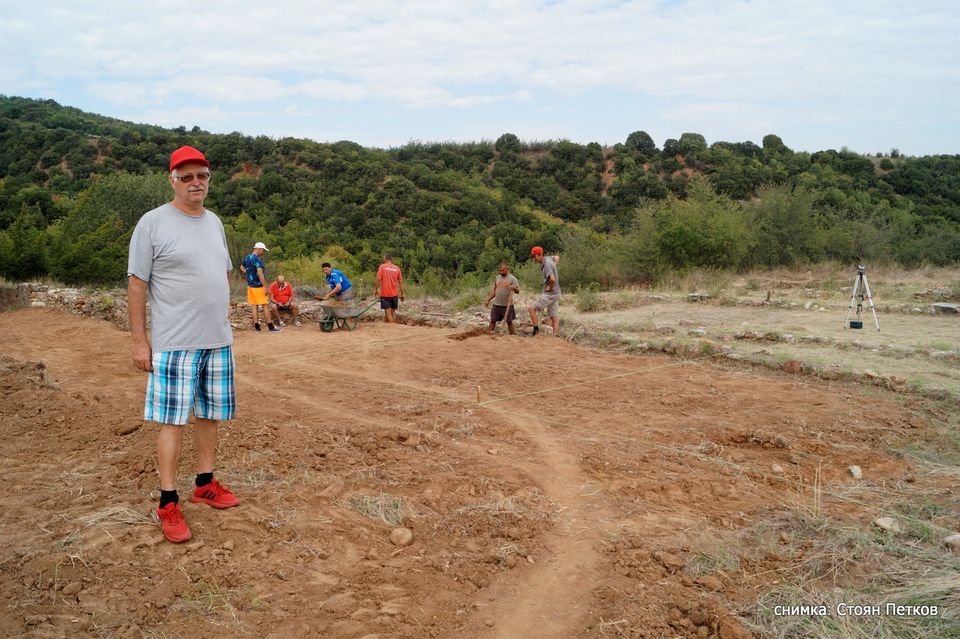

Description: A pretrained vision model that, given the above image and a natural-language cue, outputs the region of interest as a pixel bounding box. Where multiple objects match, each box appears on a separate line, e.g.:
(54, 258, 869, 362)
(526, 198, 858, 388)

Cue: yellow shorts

(247, 286, 269, 305)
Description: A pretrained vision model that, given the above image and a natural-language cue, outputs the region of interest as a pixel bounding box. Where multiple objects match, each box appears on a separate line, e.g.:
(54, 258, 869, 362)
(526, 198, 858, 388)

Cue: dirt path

(460, 405, 615, 637)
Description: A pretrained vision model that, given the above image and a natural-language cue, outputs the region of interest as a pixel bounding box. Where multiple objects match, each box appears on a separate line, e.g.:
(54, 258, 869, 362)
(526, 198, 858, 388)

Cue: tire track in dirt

(461, 409, 617, 637)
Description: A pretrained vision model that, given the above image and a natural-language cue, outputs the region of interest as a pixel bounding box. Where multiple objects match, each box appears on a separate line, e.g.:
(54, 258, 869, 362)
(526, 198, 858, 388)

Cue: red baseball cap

(169, 146, 209, 171)
(531, 246, 544, 256)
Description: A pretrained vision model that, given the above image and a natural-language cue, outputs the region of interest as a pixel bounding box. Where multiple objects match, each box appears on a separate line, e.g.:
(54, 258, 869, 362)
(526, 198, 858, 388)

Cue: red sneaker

(156, 502, 192, 543)
(190, 479, 239, 509)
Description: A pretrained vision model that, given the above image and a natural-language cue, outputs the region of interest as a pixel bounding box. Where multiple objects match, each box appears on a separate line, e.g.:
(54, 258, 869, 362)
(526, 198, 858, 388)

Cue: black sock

(255, 322, 261, 329)
(532, 325, 539, 335)
(195, 472, 213, 487)
(267, 322, 276, 329)
(159, 490, 179, 508)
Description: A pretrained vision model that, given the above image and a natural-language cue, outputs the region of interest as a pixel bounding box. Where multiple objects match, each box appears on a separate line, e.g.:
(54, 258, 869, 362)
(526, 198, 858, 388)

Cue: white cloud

(1, 1, 958, 150)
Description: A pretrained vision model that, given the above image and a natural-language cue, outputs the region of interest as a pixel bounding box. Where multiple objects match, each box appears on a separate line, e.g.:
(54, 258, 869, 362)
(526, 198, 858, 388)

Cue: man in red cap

(528, 246, 561, 336)
(127, 145, 240, 544)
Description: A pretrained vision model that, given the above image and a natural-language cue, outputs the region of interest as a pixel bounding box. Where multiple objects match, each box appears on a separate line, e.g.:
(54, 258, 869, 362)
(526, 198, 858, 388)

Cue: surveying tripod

(843, 265, 880, 331)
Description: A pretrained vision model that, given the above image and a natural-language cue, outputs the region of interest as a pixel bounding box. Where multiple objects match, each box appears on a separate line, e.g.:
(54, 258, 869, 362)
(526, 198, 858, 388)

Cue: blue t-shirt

(325, 269, 352, 294)
(243, 253, 266, 288)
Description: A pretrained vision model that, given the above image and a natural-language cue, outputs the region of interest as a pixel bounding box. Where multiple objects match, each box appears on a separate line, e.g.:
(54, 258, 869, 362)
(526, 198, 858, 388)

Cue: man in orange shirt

(268, 274, 300, 327)
(374, 253, 405, 323)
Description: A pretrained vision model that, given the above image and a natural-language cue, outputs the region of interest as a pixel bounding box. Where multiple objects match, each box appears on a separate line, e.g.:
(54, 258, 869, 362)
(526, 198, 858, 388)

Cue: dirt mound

(447, 327, 489, 340)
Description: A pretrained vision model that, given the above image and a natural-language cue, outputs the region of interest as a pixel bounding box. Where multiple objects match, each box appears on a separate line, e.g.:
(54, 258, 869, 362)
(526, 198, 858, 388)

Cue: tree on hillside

(625, 130, 657, 154)
(762, 134, 785, 151)
(495, 133, 522, 155)
(678, 133, 707, 155)
(65, 172, 171, 235)
(4, 204, 49, 280)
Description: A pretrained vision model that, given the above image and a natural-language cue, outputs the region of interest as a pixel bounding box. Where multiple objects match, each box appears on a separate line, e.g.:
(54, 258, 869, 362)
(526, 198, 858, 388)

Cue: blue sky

(1, 0, 958, 155)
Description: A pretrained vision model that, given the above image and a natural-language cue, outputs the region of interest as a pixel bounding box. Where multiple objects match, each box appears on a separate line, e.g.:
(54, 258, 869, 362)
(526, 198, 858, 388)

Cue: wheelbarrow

(318, 299, 379, 332)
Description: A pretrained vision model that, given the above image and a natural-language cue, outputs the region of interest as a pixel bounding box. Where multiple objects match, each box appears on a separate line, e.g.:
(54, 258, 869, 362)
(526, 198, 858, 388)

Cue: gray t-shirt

(127, 203, 233, 353)
(541, 258, 560, 297)
(492, 274, 519, 306)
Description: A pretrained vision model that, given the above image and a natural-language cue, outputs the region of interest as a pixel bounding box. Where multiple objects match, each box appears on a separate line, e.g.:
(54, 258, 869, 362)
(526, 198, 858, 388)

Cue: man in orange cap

(528, 246, 561, 336)
(128, 145, 240, 544)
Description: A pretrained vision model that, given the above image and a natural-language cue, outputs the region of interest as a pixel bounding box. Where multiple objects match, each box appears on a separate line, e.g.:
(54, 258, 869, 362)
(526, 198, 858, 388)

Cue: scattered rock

(688, 329, 707, 337)
(873, 517, 901, 534)
(61, 582, 83, 596)
(504, 555, 518, 568)
(378, 600, 406, 616)
(848, 465, 863, 480)
(931, 302, 959, 315)
(487, 448, 498, 455)
(943, 534, 960, 555)
(779, 531, 791, 544)
(321, 592, 356, 613)
(403, 434, 421, 447)
(656, 551, 684, 572)
(115, 422, 141, 436)
(771, 464, 785, 475)
(390, 527, 414, 547)
(911, 307, 923, 314)
(698, 441, 719, 454)
(782, 359, 803, 374)
(24, 615, 48, 627)
(687, 293, 710, 302)
(695, 575, 723, 591)
(222, 539, 235, 551)
(863, 370, 879, 379)
(803, 301, 813, 310)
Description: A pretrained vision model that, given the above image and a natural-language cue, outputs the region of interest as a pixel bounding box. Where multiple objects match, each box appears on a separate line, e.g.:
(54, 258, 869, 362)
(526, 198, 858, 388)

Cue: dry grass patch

(348, 492, 406, 527)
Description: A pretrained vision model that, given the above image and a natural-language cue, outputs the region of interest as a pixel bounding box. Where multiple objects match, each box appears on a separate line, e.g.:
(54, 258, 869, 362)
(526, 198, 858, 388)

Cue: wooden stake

(476, 385, 481, 404)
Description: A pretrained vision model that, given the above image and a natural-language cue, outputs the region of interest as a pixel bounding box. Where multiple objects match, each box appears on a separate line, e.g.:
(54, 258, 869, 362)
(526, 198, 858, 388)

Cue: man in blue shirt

(240, 242, 280, 333)
(320, 262, 355, 302)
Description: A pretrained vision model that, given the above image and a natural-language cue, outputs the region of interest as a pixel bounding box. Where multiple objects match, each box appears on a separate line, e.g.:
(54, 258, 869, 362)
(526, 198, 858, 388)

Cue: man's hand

(133, 341, 152, 372)
(400, 294, 405, 302)
(484, 299, 491, 308)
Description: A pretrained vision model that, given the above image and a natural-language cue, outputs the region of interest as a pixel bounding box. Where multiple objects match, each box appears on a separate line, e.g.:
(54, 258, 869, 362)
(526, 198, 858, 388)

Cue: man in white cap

(127, 145, 240, 544)
(240, 241, 280, 333)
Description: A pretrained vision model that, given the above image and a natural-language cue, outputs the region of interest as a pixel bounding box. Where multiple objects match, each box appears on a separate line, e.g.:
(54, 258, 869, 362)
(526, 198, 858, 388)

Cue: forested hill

(1, 95, 958, 289)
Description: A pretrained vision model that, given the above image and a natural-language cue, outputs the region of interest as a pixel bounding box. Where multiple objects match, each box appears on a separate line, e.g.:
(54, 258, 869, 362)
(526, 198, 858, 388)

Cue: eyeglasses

(173, 171, 211, 183)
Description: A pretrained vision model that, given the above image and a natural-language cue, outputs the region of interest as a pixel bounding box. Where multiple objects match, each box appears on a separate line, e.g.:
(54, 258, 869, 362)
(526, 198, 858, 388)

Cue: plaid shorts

(145, 346, 236, 425)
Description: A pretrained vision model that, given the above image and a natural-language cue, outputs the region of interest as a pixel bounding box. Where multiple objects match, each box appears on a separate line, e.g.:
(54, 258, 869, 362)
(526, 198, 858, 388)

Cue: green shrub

(451, 286, 488, 311)
(574, 283, 605, 312)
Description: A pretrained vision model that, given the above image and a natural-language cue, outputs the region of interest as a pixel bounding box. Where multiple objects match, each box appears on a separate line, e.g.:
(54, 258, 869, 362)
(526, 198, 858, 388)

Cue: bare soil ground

(2, 307, 959, 638)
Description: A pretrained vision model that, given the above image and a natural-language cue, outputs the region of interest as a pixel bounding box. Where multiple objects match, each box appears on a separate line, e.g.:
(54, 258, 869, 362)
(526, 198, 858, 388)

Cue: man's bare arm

(128, 275, 152, 371)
